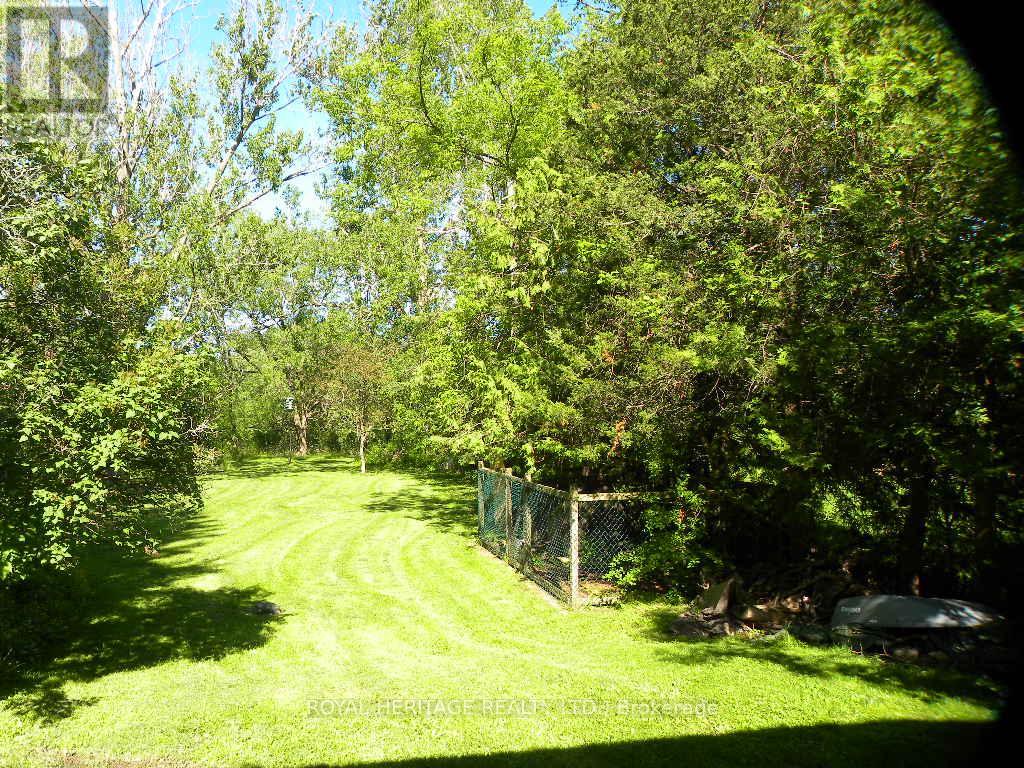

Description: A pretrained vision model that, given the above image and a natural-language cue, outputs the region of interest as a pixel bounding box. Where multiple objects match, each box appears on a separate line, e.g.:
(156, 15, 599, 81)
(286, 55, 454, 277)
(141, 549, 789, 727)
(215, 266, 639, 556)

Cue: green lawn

(0, 457, 1001, 767)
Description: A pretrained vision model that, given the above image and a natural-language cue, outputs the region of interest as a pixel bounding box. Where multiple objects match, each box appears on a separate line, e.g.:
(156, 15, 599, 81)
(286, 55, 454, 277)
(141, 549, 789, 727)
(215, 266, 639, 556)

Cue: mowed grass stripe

(0, 456, 999, 768)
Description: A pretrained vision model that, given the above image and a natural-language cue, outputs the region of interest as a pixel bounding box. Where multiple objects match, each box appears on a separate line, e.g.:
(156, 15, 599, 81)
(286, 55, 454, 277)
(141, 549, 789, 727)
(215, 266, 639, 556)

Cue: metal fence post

(569, 485, 580, 609)
(477, 461, 485, 535)
(503, 468, 514, 564)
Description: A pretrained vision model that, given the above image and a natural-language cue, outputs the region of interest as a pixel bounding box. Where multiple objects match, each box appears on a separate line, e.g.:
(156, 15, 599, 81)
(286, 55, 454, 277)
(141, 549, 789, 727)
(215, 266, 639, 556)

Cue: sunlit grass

(0, 456, 1000, 767)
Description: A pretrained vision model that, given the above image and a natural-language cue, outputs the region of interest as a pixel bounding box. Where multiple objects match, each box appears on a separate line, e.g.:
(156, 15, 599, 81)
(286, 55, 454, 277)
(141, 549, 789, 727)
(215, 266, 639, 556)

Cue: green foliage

(6, 0, 1017, 605)
(195, 213, 401, 464)
(1, 120, 202, 582)
(314, 0, 1024, 601)
(550, 0, 1023, 596)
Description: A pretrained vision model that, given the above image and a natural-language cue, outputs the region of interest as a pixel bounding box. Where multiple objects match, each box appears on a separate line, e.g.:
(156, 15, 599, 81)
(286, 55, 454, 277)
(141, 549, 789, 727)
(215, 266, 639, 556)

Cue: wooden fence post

(503, 468, 514, 564)
(569, 486, 580, 609)
(476, 461, 485, 535)
(521, 484, 532, 573)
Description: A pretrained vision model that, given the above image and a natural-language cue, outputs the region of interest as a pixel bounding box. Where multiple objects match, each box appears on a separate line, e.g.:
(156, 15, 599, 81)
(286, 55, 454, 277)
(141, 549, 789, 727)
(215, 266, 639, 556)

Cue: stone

(698, 577, 736, 615)
(891, 646, 920, 663)
(250, 601, 283, 616)
(780, 594, 809, 613)
(789, 623, 831, 645)
(735, 604, 789, 625)
(669, 614, 710, 638)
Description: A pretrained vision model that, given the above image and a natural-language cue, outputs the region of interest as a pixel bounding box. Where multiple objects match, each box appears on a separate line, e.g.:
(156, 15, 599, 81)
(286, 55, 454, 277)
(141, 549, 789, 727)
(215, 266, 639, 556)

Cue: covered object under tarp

(831, 595, 1002, 629)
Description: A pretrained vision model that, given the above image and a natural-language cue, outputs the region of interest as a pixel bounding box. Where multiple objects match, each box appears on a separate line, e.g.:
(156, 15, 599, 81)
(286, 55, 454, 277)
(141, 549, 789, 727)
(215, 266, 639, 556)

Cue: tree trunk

(293, 409, 309, 457)
(899, 467, 933, 595)
(972, 474, 1000, 593)
(358, 428, 366, 473)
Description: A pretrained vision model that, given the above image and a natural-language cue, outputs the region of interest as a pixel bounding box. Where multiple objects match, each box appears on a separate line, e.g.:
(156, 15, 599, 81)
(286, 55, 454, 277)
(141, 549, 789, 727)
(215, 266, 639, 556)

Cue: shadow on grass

(212, 456, 478, 540)
(0, 509, 281, 723)
(234, 720, 996, 768)
(362, 476, 476, 538)
(354, 464, 1002, 711)
(631, 603, 1004, 708)
(212, 454, 359, 480)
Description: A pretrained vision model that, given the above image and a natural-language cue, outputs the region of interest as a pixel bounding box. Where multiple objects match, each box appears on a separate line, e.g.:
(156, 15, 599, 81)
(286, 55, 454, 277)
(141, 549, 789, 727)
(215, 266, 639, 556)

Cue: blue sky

(177, 0, 567, 220)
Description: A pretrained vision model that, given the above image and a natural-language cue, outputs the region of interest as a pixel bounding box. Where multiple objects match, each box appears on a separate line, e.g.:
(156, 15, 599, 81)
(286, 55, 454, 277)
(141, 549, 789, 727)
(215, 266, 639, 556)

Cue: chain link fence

(476, 465, 646, 608)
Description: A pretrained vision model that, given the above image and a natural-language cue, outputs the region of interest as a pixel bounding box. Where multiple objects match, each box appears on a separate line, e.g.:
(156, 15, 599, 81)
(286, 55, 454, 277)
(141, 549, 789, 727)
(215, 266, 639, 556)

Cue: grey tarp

(831, 595, 1002, 629)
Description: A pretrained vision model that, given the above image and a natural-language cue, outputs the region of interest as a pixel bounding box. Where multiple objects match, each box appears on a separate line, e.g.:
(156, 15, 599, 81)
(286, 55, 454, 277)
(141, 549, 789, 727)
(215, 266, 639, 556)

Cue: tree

(0, 115, 204, 582)
(315, 0, 573, 470)
(198, 215, 346, 456)
(73, 0, 334, 322)
(317, 0, 1024, 600)
(328, 340, 395, 473)
(553, 0, 1024, 594)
